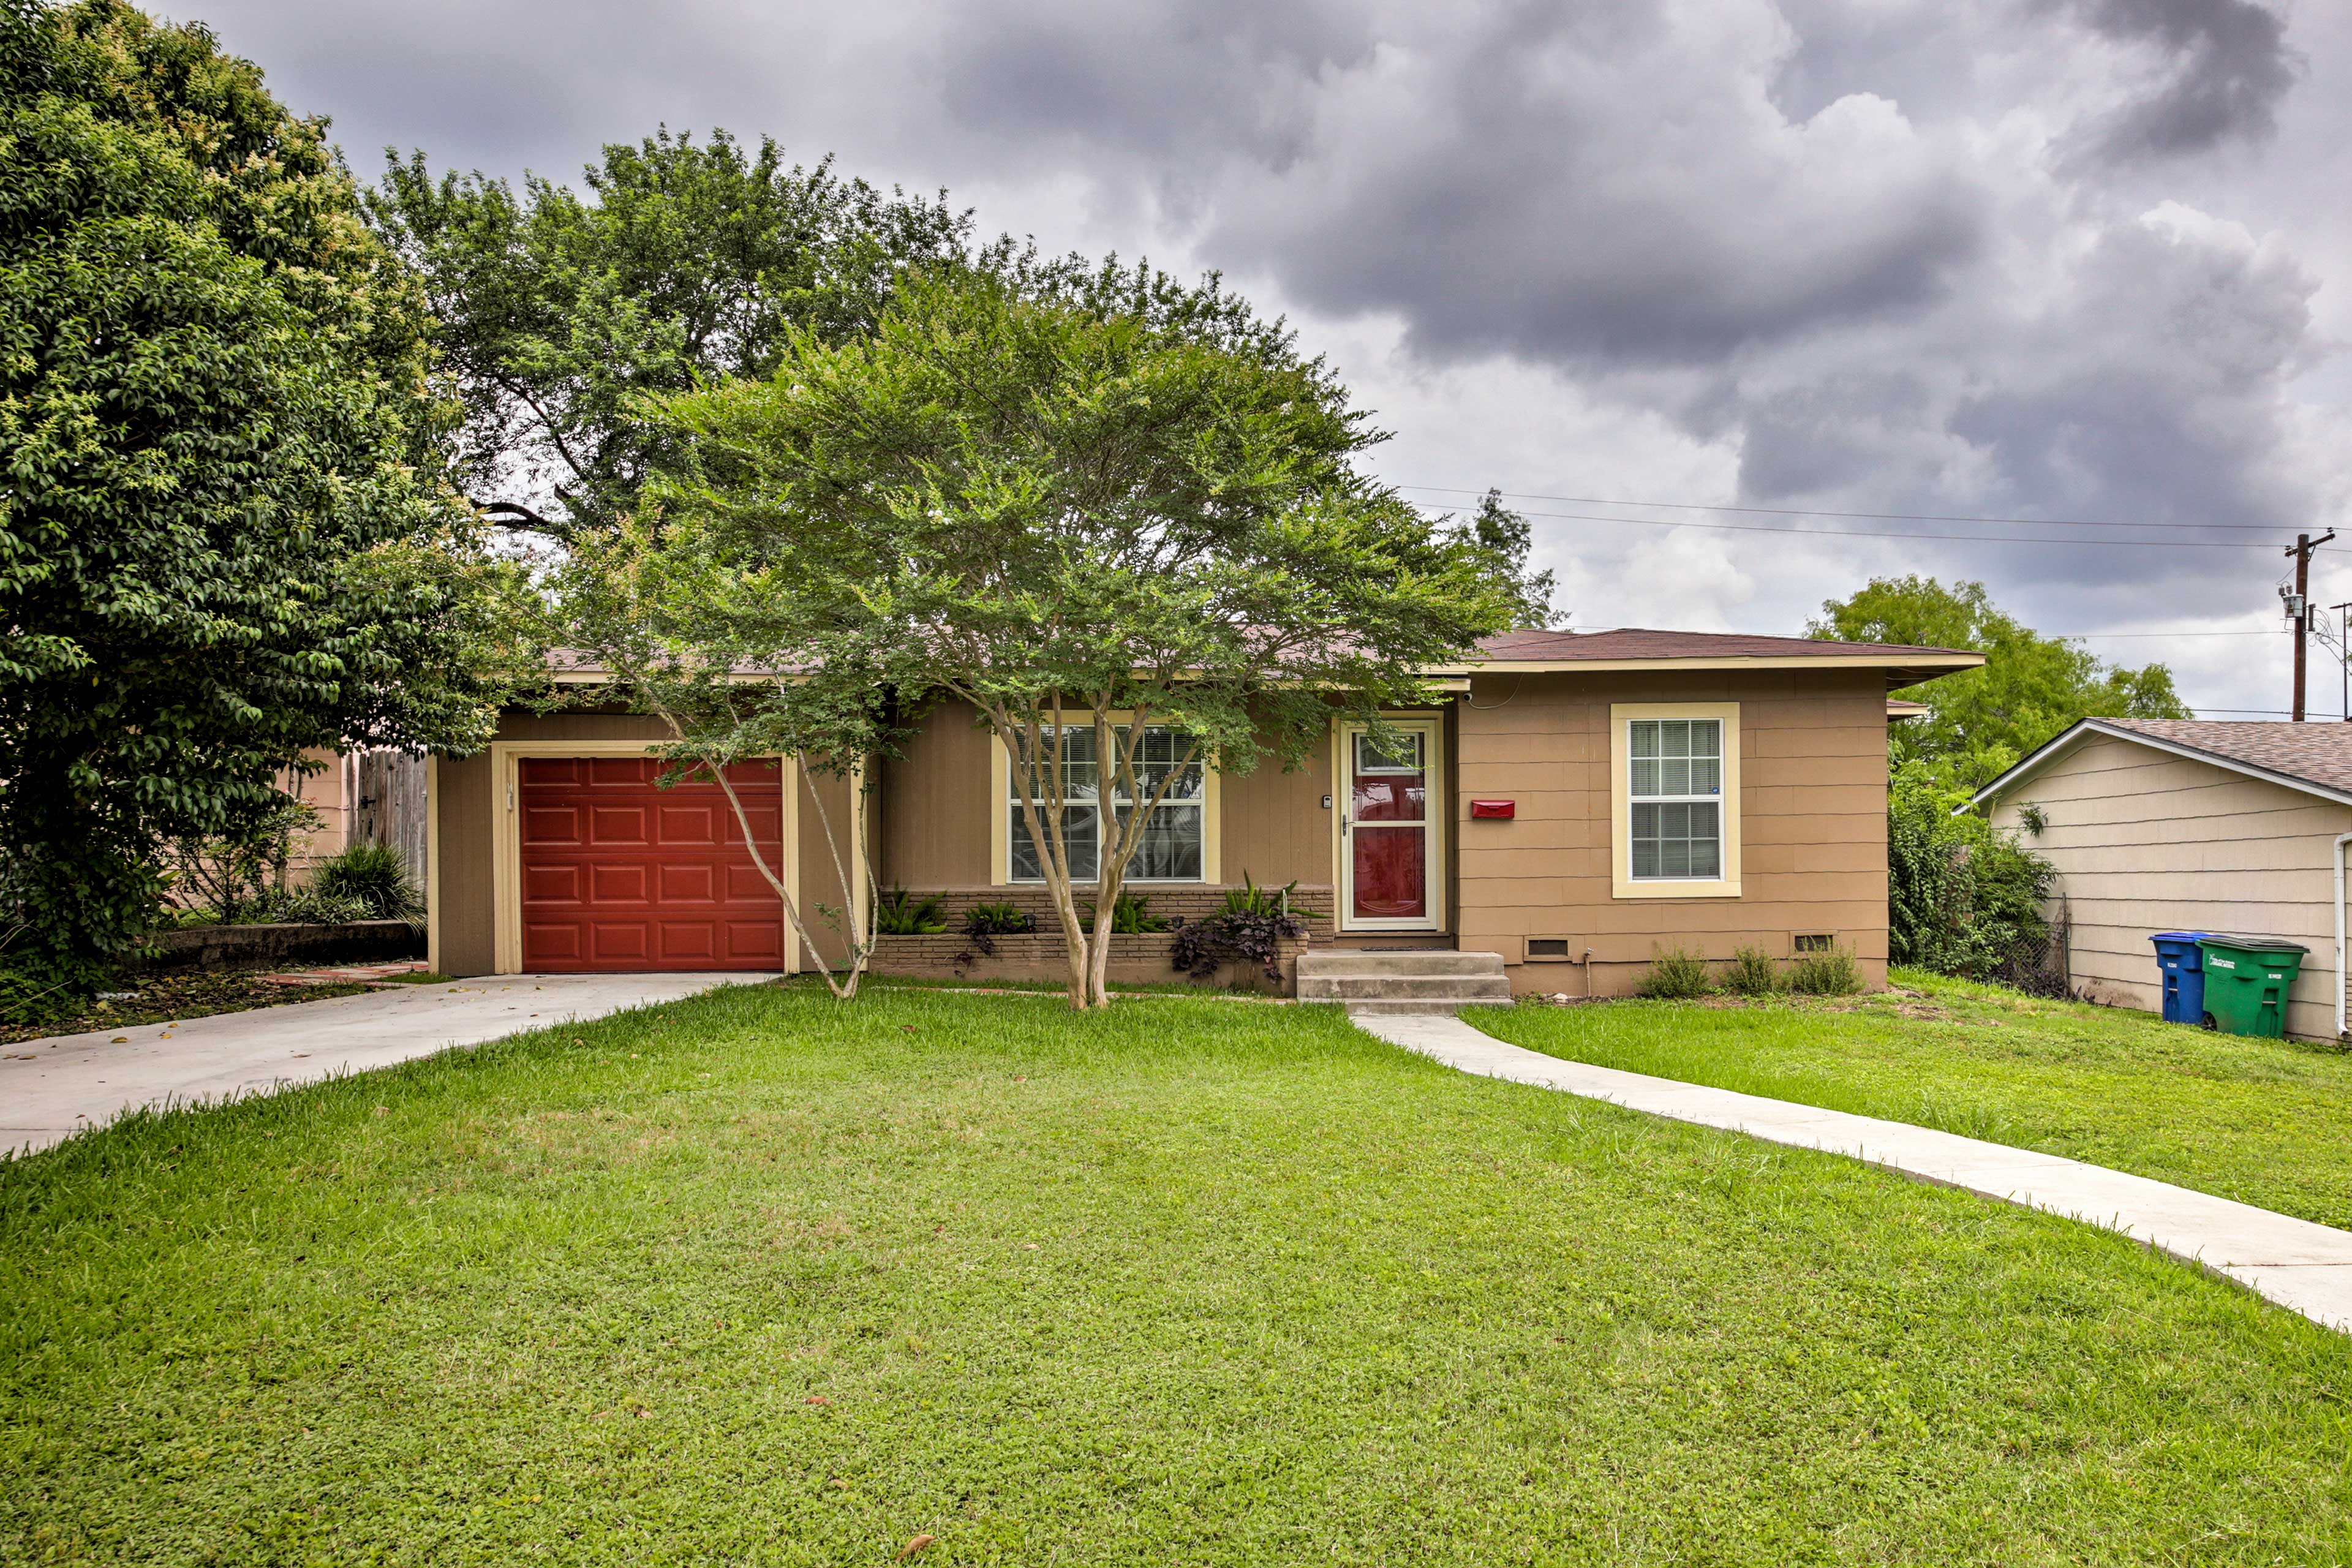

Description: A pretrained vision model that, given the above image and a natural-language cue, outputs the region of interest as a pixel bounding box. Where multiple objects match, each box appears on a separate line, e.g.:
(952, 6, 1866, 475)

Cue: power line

(1404, 499, 2315, 551)
(1400, 483, 2312, 535)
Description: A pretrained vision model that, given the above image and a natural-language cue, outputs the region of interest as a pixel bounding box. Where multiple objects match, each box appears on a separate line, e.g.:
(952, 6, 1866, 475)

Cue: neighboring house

(1974, 718, 2352, 1042)
(424, 628, 1980, 994)
(277, 748, 429, 884)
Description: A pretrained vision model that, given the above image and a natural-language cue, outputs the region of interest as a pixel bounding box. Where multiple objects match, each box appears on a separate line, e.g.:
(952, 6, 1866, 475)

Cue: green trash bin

(2194, 935, 2309, 1039)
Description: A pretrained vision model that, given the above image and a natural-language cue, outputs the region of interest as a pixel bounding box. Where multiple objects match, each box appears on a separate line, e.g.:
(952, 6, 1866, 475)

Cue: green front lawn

(1472, 970, 2352, 1229)
(6, 987, 2352, 1564)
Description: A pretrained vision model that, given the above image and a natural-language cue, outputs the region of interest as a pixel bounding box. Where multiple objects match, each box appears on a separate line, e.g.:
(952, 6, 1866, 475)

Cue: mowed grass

(1472, 970, 2352, 1229)
(6, 987, 2352, 1565)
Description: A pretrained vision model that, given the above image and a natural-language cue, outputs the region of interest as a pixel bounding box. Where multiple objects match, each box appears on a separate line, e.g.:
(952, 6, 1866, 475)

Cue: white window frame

(989, 720, 1220, 886)
(1610, 702, 1741, 899)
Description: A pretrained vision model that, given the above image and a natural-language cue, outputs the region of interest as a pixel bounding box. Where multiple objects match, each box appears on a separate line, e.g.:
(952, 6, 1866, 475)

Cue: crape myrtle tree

(366, 130, 971, 538)
(594, 270, 1521, 1009)
(0, 0, 529, 989)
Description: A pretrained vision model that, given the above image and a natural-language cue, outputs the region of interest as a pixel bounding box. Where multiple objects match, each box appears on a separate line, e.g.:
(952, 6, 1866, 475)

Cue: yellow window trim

(487, 740, 801, 975)
(1610, 701, 1742, 900)
(987, 716, 1221, 888)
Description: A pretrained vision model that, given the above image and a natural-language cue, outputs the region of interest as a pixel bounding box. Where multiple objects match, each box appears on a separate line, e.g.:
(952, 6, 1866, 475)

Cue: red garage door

(519, 757, 786, 972)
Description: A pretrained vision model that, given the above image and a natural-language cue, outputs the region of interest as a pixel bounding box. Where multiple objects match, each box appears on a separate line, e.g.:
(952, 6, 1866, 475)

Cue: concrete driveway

(0, 972, 774, 1158)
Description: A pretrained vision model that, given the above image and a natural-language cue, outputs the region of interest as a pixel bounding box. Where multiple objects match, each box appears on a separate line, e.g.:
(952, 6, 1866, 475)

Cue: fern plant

(1082, 894, 1166, 934)
(873, 887, 950, 936)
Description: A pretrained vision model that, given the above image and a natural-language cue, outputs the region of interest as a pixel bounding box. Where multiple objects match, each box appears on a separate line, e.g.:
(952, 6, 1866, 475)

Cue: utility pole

(2285, 531, 2337, 721)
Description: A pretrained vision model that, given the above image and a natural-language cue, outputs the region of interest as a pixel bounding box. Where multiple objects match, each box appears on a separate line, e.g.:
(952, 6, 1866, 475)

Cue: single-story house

(1973, 718, 2352, 1042)
(424, 628, 1980, 995)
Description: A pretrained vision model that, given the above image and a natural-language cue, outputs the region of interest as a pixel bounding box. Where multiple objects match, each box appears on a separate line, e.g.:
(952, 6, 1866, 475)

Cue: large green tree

(0, 0, 522, 984)
(1812, 576, 2189, 789)
(568, 272, 1520, 1009)
(366, 130, 971, 537)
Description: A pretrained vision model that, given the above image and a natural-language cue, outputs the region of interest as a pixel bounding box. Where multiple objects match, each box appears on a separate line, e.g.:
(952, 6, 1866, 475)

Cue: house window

(1008, 724, 1205, 883)
(1610, 703, 1741, 899)
(1628, 718, 1722, 880)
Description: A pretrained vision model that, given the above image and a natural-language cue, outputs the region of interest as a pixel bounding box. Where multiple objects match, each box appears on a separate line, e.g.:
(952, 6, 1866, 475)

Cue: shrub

(162, 799, 322, 925)
(1788, 943, 1863, 996)
(1636, 947, 1714, 1000)
(1888, 758, 2055, 979)
(874, 888, 950, 936)
(309, 842, 424, 927)
(246, 886, 375, 927)
(1169, 904, 1308, 983)
(1723, 944, 1781, 997)
(959, 902, 1035, 957)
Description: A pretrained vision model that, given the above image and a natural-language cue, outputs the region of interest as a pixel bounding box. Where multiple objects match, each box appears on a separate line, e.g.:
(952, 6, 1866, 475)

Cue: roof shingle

(2095, 718, 2352, 799)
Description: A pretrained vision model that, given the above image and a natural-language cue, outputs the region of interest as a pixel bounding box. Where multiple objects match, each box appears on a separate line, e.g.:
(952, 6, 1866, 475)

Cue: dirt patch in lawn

(0, 969, 370, 1046)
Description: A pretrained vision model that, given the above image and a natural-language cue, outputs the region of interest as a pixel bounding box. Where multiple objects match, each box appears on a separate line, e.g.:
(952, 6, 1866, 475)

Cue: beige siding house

(428, 629, 1980, 994)
(1975, 719, 2352, 1042)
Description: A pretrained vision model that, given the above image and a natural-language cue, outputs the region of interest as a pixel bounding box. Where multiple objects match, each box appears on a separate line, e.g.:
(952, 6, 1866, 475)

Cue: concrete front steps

(1295, 949, 1513, 1014)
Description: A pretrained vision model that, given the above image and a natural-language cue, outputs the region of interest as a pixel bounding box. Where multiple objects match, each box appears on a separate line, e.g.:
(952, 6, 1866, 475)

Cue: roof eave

(1437, 652, 1986, 682)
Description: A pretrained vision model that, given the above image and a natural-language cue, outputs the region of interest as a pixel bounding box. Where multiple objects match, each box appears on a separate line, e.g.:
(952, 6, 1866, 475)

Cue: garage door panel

(589, 863, 651, 905)
(656, 862, 718, 903)
(724, 863, 774, 901)
(587, 921, 652, 963)
(657, 803, 722, 846)
(589, 805, 650, 845)
(519, 756, 783, 973)
(589, 757, 657, 787)
(656, 921, 720, 962)
(522, 805, 583, 846)
(524, 864, 582, 904)
(524, 922, 582, 962)
(725, 921, 785, 961)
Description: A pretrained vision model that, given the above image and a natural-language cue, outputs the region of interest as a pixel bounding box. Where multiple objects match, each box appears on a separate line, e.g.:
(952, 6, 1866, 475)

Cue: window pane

(1660, 720, 1689, 756)
(1630, 721, 1660, 759)
(1009, 804, 1099, 882)
(1118, 803, 1202, 880)
(1629, 799, 1721, 881)
(1355, 732, 1422, 774)
(1691, 756, 1721, 796)
(1660, 758, 1690, 796)
(1630, 758, 1660, 797)
(1691, 722, 1720, 758)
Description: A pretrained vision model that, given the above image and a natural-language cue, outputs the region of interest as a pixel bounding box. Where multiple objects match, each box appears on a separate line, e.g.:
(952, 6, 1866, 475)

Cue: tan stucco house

(424, 628, 1979, 996)
(1974, 718, 2352, 1042)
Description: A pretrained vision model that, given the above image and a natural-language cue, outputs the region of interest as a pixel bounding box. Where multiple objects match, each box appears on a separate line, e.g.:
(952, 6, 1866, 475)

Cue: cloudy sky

(192, 0, 2352, 715)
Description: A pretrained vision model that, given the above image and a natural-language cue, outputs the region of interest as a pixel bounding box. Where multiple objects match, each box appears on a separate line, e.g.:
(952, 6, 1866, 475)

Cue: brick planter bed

(140, 919, 425, 972)
(870, 884, 1333, 993)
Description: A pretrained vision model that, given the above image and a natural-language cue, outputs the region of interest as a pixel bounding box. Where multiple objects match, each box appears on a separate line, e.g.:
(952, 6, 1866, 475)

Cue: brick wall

(869, 930, 1309, 992)
(888, 884, 1336, 943)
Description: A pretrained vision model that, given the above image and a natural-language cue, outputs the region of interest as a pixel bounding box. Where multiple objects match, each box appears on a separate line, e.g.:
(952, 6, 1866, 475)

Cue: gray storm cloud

(184, 0, 2350, 701)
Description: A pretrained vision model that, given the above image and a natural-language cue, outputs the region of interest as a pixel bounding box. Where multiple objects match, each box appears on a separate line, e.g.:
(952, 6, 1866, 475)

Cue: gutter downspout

(2335, 832, 2352, 1041)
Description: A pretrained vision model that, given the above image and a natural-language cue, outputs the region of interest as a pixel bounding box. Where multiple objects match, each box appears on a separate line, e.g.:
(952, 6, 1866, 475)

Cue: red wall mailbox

(1469, 799, 1515, 820)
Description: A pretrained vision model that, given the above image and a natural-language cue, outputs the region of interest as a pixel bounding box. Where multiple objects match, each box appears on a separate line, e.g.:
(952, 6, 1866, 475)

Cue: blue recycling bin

(2150, 932, 2221, 1027)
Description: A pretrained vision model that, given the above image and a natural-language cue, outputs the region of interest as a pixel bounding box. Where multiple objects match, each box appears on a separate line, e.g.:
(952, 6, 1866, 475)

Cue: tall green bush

(1888, 756, 2054, 978)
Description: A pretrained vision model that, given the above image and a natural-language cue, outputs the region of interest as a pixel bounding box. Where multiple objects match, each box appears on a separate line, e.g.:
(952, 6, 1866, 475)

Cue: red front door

(1343, 723, 1435, 927)
(518, 757, 786, 971)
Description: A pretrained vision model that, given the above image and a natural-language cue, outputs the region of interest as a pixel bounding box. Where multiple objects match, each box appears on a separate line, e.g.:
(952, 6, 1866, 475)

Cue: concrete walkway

(1354, 1009, 2352, 1334)
(1, 973, 773, 1159)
